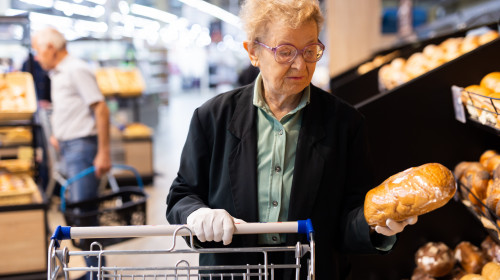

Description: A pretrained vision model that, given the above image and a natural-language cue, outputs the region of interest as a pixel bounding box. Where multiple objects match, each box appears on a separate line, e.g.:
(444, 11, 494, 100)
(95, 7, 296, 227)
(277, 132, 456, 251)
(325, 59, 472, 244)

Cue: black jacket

(166, 83, 385, 279)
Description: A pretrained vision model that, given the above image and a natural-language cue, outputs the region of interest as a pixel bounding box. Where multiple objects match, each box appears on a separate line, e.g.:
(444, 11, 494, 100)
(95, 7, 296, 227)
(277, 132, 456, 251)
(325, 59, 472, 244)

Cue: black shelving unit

(330, 21, 499, 107)
(344, 34, 500, 279)
(0, 15, 48, 280)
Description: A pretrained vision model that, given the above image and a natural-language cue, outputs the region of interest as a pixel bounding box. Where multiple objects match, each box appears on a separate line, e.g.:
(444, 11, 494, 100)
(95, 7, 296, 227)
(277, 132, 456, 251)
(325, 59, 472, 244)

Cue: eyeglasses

(254, 40, 325, 64)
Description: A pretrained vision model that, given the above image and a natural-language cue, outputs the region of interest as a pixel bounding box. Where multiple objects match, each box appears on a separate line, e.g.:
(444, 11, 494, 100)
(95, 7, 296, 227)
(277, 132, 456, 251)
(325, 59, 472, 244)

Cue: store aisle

(47, 90, 216, 279)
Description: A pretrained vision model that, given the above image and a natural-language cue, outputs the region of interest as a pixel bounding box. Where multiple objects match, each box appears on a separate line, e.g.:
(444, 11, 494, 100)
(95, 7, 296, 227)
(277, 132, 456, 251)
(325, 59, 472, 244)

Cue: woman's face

(251, 20, 319, 97)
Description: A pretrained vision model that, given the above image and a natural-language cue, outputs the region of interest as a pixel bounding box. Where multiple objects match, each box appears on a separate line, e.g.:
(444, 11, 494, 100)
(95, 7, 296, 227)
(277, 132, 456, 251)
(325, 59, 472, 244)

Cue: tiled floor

(47, 90, 215, 279)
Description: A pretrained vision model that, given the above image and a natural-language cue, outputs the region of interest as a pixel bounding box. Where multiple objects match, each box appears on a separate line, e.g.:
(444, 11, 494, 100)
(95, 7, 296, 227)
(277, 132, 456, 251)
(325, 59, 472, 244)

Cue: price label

(451, 85, 466, 123)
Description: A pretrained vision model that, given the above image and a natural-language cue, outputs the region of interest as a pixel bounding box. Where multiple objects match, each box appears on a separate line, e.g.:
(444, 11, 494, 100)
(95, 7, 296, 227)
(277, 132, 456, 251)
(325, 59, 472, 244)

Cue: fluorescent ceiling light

(177, 0, 241, 28)
(29, 12, 73, 28)
(130, 4, 177, 24)
(86, 0, 107, 4)
(18, 0, 54, 8)
(5, 9, 27, 16)
(53, 1, 105, 18)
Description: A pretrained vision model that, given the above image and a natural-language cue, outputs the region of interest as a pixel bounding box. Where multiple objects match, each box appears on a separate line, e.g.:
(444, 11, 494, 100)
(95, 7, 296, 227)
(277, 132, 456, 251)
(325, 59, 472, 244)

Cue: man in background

(32, 27, 111, 280)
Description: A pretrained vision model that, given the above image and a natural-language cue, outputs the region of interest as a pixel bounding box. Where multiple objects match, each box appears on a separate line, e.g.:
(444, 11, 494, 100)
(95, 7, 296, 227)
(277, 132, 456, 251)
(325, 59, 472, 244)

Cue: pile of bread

(0, 173, 29, 192)
(95, 67, 145, 96)
(460, 72, 500, 129)
(0, 75, 30, 112)
(411, 237, 500, 279)
(454, 150, 500, 220)
(357, 50, 400, 75)
(379, 30, 499, 90)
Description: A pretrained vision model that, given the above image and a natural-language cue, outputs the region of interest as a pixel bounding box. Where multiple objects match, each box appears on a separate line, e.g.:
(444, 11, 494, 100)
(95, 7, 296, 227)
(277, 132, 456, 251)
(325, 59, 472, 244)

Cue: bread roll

(461, 164, 490, 201)
(415, 242, 455, 277)
(460, 275, 485, 280)
(481, 262, 500, 280)
(411, 267, 437, 280)
(480, 151, 498, 166)
(484, 156, 500, 173)
(481, 236, 500, 263)
(455, 241, 487, 274)
(364, 163, 456, 226)
(478, 30, 499, 45)
(480, 72, 500, 92)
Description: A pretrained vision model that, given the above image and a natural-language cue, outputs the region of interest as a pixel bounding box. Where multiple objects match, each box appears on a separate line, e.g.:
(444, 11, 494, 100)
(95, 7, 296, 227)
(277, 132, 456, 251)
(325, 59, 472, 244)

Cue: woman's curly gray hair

(239, 0, 324, 42)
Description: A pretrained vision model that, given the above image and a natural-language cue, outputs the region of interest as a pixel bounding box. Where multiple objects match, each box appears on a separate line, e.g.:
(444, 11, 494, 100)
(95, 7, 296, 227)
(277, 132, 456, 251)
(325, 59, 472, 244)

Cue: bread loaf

(364, 163, 456, 226)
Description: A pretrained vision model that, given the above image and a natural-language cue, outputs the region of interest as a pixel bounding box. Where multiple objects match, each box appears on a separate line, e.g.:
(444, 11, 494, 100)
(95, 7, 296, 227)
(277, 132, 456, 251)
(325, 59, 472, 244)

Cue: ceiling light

(18, 0, 54, 8)
(177, 0, 241, 28)
(130, 4, 177, 24)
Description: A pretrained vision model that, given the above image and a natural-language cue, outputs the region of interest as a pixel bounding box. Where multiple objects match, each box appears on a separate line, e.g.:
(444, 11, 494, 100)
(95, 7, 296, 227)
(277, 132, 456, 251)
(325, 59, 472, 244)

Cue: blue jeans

(60, 136, 105, 280)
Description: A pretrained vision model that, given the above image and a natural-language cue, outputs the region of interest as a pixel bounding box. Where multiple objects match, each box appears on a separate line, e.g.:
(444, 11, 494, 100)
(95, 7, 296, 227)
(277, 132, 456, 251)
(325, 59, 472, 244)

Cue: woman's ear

(243, 41, 259, 67)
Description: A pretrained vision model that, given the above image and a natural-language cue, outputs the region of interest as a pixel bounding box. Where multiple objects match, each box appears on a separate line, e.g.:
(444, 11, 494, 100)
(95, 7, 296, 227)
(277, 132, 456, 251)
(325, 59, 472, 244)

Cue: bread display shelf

(0, 72, 37, 121)
(452, 87, 500, 137)
(96, 67, 145, 97)
(0, 173, 38, 206)
(457, 181, 500, 244)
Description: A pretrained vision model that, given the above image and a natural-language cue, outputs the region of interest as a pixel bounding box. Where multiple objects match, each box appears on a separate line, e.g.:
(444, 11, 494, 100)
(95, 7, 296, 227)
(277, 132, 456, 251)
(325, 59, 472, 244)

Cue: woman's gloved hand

(186, 208, 245, 245)
(374, 216, 418, 236)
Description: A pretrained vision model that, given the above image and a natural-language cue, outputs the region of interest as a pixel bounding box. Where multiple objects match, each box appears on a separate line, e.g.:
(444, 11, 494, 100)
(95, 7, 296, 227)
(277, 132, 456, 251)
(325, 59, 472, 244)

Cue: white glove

(374, 216, 418, 236)
(186, 208, 245, 245)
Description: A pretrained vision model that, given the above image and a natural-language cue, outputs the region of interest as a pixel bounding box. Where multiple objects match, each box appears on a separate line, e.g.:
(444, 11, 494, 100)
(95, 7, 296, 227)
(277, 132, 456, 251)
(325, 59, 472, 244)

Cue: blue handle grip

(297, 219, 314, 241)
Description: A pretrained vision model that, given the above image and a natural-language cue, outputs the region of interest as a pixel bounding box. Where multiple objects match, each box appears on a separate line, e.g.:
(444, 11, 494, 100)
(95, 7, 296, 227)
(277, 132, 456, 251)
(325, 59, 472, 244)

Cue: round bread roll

(480, 150, 498, 166)
(455, 241, 487, 274)
(415, 242, 455, 277)
(460, 275, 485, 280)
(461, 35, 480, 53)
(480, 236, 500, 263)
(484, 155, 500, 173)
(460, 164, 490, 201)
(390, 57, 406, 70)
(364, 163, 456, 226)
(411, 267, 436, 280)
(480, 72, 500, 92)
(455, 162, 485, 181)
(478, 30, 499, 45)
(481, 262, 500, 280)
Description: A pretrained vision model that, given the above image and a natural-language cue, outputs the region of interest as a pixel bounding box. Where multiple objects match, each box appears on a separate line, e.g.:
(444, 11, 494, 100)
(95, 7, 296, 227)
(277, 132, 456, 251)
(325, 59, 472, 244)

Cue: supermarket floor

(46, 89, 216, 279)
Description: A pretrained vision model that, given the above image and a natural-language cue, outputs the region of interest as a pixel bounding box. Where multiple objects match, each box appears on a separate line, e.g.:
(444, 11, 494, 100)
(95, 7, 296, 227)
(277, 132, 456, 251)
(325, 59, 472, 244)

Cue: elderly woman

(166, 0, 416, 278)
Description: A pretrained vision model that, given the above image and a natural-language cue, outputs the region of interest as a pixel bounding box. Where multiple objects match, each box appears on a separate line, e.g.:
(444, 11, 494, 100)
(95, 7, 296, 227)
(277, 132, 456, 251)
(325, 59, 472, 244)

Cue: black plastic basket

(60, 164, 148, 248)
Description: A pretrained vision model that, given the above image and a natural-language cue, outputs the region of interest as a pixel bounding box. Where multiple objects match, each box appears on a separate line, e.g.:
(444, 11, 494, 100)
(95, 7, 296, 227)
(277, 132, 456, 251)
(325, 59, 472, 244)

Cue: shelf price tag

(451, 85, 466, 124)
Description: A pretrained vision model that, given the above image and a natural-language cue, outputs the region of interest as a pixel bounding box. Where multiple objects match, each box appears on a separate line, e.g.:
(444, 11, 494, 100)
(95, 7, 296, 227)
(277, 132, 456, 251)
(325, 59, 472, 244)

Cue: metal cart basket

(48, 220, 315, 280)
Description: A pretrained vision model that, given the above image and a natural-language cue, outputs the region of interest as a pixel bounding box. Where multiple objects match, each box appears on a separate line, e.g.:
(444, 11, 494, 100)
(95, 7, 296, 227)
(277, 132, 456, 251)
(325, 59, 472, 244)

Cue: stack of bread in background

(378, 30, 499, 90)
(454, 150, 500, 219)
(95, 67, 145, 97)
(411, 238, 500, 279)
(460, 72, 500, 129)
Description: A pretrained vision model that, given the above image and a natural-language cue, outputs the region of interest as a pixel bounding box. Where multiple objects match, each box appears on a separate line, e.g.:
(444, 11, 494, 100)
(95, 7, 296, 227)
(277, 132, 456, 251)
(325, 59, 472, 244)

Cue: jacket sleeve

(166, 108, 211, 225)
(340, 117, 397, 253)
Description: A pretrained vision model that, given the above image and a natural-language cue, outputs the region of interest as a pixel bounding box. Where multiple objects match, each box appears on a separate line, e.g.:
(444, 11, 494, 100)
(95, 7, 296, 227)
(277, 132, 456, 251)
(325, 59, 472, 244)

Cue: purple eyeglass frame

(254, 40, 325, 63)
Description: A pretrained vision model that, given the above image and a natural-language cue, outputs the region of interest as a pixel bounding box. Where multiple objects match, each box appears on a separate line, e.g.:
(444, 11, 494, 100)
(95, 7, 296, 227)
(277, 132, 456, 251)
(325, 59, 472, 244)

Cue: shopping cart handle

(50, 220, 315, 244)
(298, 219, 315, 241)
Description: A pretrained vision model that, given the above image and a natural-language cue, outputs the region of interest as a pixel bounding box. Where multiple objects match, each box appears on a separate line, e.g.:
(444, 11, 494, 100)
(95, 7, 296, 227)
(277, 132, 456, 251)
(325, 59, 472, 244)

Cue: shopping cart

(48, 220, 315, 280)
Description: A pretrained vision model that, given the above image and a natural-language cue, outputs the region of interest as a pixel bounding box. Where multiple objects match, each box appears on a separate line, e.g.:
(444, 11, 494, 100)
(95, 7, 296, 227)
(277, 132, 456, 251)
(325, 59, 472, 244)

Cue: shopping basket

(59, 164, 148, 248)
(48, 220, 316, 280)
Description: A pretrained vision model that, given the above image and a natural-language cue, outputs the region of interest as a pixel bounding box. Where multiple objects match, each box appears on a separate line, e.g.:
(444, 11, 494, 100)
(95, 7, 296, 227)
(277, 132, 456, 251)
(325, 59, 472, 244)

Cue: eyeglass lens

(275, 44, 323, 63)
